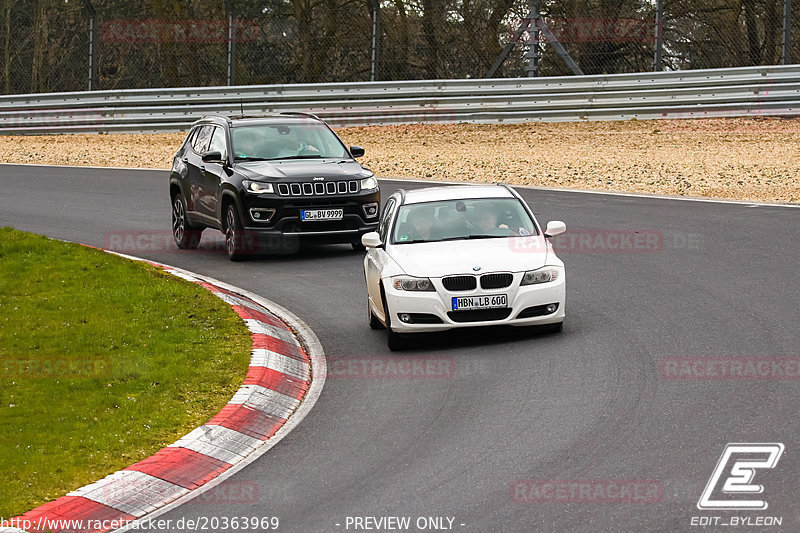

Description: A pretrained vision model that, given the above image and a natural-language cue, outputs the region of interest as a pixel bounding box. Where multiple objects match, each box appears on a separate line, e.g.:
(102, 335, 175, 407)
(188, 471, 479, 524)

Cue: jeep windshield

(232, 123, 350, 161)
(391, 198, 539, 244)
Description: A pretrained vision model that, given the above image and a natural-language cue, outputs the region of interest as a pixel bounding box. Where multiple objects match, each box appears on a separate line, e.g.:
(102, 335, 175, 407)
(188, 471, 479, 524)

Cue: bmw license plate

(452, 294, 508, 311)
(300, 208, 343, 221)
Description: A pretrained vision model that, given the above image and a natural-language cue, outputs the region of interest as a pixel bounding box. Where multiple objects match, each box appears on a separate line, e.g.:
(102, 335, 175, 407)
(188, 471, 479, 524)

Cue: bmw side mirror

(544, 220, 566, 238)
(361, 232, 382, 248)
(350, 145, 365, 158)
(202, 151, 224, 164)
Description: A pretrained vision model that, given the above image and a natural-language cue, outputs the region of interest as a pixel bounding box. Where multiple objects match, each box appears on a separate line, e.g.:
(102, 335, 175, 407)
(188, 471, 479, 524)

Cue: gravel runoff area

(0, 117, 798, 203)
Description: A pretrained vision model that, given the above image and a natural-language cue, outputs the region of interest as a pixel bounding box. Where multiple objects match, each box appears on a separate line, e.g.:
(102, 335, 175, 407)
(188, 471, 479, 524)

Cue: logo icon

(697, 443, 784, 510)
(472, 266, 481, 271)
(313, 176, 325, 181)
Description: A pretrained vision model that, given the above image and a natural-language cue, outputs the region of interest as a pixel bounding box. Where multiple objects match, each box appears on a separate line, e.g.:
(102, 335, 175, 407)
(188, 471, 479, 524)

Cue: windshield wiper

(235, 156, 272, 162)
(265, 155, 326, 161)
(394, 239, 435, 244)
(440, 234, 502, 241)
(394, 234, 503, 244)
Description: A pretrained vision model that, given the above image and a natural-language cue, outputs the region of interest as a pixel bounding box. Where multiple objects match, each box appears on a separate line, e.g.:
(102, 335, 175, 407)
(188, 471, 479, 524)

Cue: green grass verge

(0, 228, 252, 517)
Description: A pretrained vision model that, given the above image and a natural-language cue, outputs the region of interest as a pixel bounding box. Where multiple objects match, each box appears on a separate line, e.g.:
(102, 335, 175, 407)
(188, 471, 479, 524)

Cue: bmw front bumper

(383, 271, 566, 333)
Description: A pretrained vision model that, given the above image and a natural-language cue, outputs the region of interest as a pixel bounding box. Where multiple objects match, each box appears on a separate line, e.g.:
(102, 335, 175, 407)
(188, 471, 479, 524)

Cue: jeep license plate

(300, 209, 344, 221)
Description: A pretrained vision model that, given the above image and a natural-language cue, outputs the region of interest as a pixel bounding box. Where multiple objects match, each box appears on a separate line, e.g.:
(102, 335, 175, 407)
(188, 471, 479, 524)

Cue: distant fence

(0, 65, 798, 134)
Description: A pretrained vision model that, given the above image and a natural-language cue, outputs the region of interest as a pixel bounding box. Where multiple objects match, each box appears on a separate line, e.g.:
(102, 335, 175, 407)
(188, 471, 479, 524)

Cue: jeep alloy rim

(226, 208, 236, 255)
(172, 198, 185, 243)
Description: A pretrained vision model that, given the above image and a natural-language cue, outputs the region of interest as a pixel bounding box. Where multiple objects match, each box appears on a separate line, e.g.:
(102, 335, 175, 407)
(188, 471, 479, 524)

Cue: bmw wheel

(382, 288, 409, 351)
(368, 298, 384, 330)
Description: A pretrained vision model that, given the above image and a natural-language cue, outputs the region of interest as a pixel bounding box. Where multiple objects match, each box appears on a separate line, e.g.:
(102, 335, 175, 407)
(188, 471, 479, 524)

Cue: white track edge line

(73, 253, 326, 533)
(3, 162, 797, 208)
(381, 176, 800, 209)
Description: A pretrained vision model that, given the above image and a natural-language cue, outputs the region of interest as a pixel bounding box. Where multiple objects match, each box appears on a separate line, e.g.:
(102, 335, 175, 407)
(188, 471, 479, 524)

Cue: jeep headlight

(360, 176, 378, 191)
(521, 267, 559, 285)
(243, 180, 274, 194)
(392, 276, 435, 291)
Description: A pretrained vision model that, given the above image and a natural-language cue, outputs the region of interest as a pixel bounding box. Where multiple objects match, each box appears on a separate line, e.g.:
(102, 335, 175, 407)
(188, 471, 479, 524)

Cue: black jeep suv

(169, 113, 380, 260)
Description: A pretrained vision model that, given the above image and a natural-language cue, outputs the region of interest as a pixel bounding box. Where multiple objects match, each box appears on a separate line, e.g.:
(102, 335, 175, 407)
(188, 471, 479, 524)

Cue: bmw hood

(388, 237, 552, 278)
(235, 159, 366, 181)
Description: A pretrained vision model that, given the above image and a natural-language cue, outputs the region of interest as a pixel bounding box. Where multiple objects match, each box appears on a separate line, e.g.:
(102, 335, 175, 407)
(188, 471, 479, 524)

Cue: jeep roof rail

(280, 111, 321, 121)
(200, 114, 233, 125)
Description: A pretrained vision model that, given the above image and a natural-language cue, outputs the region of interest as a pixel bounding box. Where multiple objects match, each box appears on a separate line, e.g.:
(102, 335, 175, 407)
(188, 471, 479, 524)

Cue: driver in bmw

(474, 205, 509, 235)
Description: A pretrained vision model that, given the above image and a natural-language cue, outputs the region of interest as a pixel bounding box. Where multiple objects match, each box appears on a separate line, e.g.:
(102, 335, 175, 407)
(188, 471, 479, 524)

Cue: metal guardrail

(1, 65, 799, 134)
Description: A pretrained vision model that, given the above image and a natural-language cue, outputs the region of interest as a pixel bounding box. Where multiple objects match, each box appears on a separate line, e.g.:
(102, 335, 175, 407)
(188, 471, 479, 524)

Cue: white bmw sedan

(361, 184, 567, 350)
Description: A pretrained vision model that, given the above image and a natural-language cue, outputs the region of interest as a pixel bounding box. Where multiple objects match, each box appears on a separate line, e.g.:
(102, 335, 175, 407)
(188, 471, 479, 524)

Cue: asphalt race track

(2, 164, 799, 532)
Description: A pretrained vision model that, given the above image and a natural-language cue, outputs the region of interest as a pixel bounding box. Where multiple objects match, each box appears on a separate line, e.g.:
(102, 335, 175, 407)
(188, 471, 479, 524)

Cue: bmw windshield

(232, 122, 350, 161)
(391, 198, 539, 244)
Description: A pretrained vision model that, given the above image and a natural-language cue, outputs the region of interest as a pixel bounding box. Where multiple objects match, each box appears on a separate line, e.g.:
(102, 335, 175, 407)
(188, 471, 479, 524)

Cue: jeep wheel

(172, 194, 202, 249)
(224, 204, 248, 261)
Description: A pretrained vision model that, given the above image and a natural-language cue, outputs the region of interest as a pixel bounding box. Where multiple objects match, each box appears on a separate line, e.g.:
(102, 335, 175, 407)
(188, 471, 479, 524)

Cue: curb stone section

(10, 254, 322, 533)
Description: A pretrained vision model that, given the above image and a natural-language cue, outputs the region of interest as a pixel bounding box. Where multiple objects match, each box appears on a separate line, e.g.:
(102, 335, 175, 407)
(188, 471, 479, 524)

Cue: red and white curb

(3, 252, 326, 533)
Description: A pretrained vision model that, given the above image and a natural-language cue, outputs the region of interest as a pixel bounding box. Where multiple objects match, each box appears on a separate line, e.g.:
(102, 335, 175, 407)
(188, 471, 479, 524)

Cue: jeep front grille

(277, 180, 360, 197)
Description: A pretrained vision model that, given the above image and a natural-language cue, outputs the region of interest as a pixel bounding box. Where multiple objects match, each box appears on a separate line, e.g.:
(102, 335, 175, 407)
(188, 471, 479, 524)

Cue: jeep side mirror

(202, 151, 224, 164)
(350, 145, 365, 158)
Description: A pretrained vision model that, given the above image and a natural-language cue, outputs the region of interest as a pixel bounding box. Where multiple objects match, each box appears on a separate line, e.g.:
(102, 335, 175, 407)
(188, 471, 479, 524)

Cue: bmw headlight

(392, 276, 435, 291)
(243, 180, 274, 194)
(521, 267, 559, 285)
(360, 176, 378, 191)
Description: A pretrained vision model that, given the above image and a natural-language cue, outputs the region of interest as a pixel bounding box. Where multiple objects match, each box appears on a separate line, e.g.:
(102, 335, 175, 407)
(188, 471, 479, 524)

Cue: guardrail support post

(370, 0, 380, 81)
(82, 0, 96, 91)
(653, 0, 663, 71)
(783, 0, 792, 65)
(224, 0, 236, 86)
(525, 0, 540, 77)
